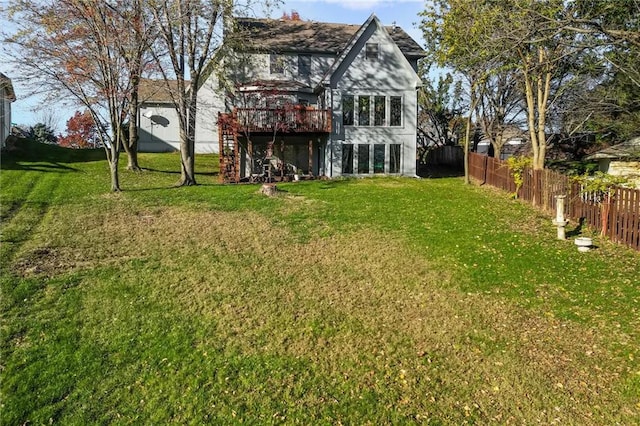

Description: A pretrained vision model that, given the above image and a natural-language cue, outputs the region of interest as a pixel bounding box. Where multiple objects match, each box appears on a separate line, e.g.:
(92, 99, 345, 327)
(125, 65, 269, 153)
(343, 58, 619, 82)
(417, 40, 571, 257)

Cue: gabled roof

(235, 17, 426, 59)
(0, 73, 16, 102)
(319, 14, 423, 89)
(586, 137, 640, 160)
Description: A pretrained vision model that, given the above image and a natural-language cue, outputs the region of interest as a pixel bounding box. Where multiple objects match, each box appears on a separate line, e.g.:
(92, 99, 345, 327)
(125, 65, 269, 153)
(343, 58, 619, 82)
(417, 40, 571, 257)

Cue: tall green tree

(421, 0, 584, 171)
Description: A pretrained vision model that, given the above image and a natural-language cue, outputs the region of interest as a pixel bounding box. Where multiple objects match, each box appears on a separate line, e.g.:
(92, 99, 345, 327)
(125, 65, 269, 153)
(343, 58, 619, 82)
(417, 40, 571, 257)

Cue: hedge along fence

(469, 152, 640, 251)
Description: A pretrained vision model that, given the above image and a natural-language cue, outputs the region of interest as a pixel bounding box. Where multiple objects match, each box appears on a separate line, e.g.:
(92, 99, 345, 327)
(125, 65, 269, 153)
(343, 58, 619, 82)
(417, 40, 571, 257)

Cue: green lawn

(2, 140, 639, 424)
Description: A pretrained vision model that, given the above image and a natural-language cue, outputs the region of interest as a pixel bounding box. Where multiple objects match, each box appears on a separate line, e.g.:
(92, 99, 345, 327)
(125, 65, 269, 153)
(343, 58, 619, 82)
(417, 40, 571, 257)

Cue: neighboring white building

(138, 79, 183, 153)
(138, 14, 425, 181)
(587, 136, 640, 188)
(1, 73, 17, 149)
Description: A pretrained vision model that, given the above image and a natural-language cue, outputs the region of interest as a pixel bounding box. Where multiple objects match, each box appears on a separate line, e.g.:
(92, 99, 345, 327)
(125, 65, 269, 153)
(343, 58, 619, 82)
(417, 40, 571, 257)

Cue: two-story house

(138, 14, 425, 182)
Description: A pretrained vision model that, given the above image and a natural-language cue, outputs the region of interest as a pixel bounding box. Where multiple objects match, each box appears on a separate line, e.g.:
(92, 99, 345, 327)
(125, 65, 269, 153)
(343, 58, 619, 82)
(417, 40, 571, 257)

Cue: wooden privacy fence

(469, 152, 640, 251)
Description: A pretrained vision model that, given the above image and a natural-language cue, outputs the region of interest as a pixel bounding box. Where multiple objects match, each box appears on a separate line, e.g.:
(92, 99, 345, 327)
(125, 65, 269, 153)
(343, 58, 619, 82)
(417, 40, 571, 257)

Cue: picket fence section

(469, 152, 640, 251)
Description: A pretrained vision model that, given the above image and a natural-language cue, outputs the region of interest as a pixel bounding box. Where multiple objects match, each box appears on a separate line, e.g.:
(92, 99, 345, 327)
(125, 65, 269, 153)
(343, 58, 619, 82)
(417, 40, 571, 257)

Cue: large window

(342, 144, 354, 174)
(342, 94, 403, 127)
(342, 95, 354, 126)
(374, 96, 385, 126)
(358, 144, 370, 174)
(270, 54, 284, 74)
(389, 144, 401, 173)
(390, 96, 402, 126)
(358, 96, 371, 126)
(298, 55, 311, 77)
(374, 144, 385, 173)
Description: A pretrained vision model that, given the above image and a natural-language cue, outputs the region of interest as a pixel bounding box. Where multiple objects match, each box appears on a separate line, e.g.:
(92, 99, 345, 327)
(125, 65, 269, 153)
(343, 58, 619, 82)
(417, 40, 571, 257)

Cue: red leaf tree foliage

(6, 0, 155, 190)
(58, 110, 99, 149)
(281, 10, 301, 21)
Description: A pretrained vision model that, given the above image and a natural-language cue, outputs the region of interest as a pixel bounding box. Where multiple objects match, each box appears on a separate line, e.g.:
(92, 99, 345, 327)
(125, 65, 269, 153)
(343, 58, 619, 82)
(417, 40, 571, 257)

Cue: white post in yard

(552, 195, 568, 240)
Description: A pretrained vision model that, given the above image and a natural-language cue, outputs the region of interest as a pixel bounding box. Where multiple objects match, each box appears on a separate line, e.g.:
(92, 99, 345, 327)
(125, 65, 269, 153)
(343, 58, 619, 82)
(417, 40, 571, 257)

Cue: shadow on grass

(12, 162, 80, 173)
(1, 139, 106, 173)
(566, 217, 586, 238)
(141, 168, 218, 177)
(417, 165, 465, 179)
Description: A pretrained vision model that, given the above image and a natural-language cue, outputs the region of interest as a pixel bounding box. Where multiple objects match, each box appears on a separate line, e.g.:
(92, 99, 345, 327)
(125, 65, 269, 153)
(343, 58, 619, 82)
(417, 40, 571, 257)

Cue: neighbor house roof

(0, 73, 16, 102)
(586, 136, 640, 160)
(235, 17, 426, 59)
(138, 79, 187, 104)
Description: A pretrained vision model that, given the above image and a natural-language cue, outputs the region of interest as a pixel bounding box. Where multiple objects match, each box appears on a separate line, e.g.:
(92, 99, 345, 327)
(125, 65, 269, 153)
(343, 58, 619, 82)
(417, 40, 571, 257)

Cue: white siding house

(138, 14, 425, 181)
(137, 79, 182, 152)
(1, 73, 16, 149)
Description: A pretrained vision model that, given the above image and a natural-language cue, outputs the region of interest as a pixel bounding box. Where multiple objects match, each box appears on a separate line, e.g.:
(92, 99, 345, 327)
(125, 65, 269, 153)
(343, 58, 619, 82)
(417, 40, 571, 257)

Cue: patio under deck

(218, 107, 331, 183)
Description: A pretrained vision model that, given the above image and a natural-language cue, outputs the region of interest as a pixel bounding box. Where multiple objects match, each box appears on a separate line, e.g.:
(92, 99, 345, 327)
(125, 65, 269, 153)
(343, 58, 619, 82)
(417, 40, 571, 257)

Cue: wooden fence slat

(468, 152, 640, 251)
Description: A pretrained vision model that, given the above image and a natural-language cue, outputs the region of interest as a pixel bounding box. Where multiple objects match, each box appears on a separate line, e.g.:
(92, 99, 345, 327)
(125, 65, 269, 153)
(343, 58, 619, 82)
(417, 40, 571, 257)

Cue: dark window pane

(374, 144, 385, 173)
(389, 144, 401, 173)
(270, 54, 284, 74)
(342, 144, 354, 174)
(342, 95, 354, 126)
(366, 43, 379, 60)
(390, 96, 402, 126)
(359, 96, 370, 126)
(298, 55, 311, 76)
(374, 96, 385, 126)
(358, 144, 370, 174)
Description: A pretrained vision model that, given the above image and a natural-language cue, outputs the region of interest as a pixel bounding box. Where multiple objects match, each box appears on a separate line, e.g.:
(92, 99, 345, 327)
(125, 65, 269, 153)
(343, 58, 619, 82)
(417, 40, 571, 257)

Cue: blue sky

(3, 0, 427, 131)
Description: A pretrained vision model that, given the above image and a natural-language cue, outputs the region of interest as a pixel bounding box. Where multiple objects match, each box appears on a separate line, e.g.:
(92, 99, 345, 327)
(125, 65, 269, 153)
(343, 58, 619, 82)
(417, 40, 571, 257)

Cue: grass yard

(1, 140, 639, 424)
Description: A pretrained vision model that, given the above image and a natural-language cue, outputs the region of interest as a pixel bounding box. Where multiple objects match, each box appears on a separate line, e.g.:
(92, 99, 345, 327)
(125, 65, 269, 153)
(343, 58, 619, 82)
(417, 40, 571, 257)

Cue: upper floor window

(342, 95, 354, 126)
(374, 96, 386, 126)
(358, 96, 371, 126)
(298, 55, 311, 77)
(390, 96, 402, 126)
(342, 94, 403, 127)
(365, 43, 379, 60)
(270, 54, 284, 74)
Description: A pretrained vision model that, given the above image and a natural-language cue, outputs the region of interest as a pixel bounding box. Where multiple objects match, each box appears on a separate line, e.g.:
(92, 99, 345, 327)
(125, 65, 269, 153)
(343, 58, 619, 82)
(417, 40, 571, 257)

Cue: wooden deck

(234, 107, 331, 134)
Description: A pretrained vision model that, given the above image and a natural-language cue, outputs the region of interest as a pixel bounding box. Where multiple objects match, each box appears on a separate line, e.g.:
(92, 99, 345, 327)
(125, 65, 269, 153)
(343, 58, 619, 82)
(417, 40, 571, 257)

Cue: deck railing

(234, 107, 331, 133)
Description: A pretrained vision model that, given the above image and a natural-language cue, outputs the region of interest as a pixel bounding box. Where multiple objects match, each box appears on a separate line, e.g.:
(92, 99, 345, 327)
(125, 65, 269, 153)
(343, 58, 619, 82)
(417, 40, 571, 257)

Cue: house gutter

(329, 86, 334, 178)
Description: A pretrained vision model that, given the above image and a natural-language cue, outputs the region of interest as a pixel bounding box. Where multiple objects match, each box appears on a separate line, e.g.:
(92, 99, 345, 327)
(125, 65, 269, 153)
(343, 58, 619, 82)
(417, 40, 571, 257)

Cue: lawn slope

(2, 141, 639, 424)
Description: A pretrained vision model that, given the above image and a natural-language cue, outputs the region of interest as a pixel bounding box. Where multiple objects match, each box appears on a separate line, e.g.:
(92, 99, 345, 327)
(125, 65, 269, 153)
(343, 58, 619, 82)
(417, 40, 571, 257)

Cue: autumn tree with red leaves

(281, 10, 301, 20)
(6, 0, 155, 190)
(58, 110, 99, 149)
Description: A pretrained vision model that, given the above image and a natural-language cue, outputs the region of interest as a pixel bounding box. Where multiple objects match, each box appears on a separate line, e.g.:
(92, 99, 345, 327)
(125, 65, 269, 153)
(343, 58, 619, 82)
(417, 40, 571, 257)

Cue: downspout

(414, 86, 420, 178)
(329, 85, 334, 178)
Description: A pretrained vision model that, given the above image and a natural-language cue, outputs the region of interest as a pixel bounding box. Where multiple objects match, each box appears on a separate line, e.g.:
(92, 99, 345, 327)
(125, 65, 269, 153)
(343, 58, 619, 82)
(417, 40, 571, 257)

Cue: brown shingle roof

(138, 79, 187, 103)
(235, 17, 426, 58)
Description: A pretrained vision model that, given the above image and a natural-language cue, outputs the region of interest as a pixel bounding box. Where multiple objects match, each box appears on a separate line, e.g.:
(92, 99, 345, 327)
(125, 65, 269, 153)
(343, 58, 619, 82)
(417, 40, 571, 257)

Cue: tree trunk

(493, 144, 502, 160)
(463, 115, 471, 185)
(126, 148, 140, 171)
(125, 89, 141, 171)
(179, 141, 197, 186)
(178, 84, 198, 186)
(109, 149, 121, 192)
